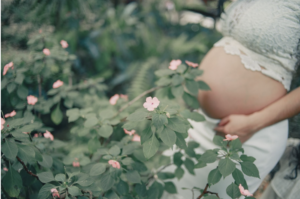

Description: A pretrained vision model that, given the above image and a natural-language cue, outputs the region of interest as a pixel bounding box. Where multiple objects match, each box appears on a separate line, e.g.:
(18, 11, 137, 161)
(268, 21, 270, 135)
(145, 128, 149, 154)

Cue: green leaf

(175, 132, 187, 149)
(98, 125, 113, 138)
(240, 155, 256, 163)
(2, 140, 18, 161)
(17, 85, 28, 99)
(17, 144, 35, 164)
(172, 74, 184, 86)
(160, 127, 176, 147)
(37, 183, 56, 199)
(226, 183, 241, 199)
(7, 82, 17, 93)
(126, 170, 141, 184)
(66, 108, 80, 122)
(90, 163, 106, 176)
(143, 134, 159, 159)
(218, 158, 236, 178)
(147, 181, 164, 198)
(2, 164, 23, 197)
(175, 167, 184, 180)
(109, 145, 120, 156)
(177, 64, 187, 73)
(116, 180, 129, 195)
(197, 80, 210, 90)
(213, 135, 227, 148)
(64, 98, 73, 108)
(167, 117, 188, 133)
(171, 85, 184, 98)
(69, 186, 82, 196)
(122, 143, 139, 155)
(164, 182, 177, 194)
(156, 77, 172, 86)
(229, 139, 242, 150)
(152, 113, 168, 129)
(141, 127, 152, 145)
(99, 173, 114, 191)
(203, 196, 219, 199)
(185, 80, 199, 95)
(194, 160, 207, 168)
(182, 92, 199, 109)
(88, 137, 101, 153)
(38, 154, 53, 168)
(158, 172, 175, 180)
(84, 117, 98, 128)
(75, 174, 93, 187)
(155, 69, 175, 77)
(37, 171, 55, 183)
(184, 158, 195, 175)
(51, 104, 63, 125)
(181, 110, 205, 122)
(127, 109, 148, 121)
(173, 152, 183, 167)
(240, 162, 260, 178)
(135, 183, 147, 197)
(232, 168, 248, 189)
(208, 168, 222, 185)
(200, 150, 218, 164)
(105, 190, 120, 199)
(55, 174, 66, 182)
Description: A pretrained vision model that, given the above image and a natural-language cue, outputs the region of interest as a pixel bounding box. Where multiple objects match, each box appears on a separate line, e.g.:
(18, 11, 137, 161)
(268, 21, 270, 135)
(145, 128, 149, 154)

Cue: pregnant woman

(163, 0, 300, 198)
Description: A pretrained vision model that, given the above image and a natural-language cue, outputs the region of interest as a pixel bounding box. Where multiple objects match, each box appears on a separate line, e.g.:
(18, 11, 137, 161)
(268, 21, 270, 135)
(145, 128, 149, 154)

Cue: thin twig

(206, 191, 220, 198)
(197, 183, 220, 199)
(16, 156, 39, 180)
(112, 85, 164, 118)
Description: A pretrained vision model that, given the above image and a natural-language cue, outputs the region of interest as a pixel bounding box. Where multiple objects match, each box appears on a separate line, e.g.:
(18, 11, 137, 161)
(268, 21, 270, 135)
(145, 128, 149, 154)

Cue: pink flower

(43, 48, 51, 56)
(3, 62, 14, 76)
(72, 161, 80, 167)
(27, 95, 38, 105)
(124, 128, 135, 136)
(168, 59, 182, 70)
(109, 94, 119, 105)
(60, 40, 68, 48)
(5, 110, 16, 118)
(44, 130, 54, 141)
(223, 134, 239, 141)
(239, 184, 253, 197)
(39, 29, 42, 33)
(185, 60, 199, 68)
(33, 133, 39, 138)
(1, 118, 5, 130)
(108, 160, 121, 169)
(3, 167, 8, 171)
(51, 188, 60, 198)
(22, 132, 29, 134)
(143, 97, 160, 111)
(120, 94, 128, 101)
(131, 134, 141, 142)
(53, 80, 64, 88)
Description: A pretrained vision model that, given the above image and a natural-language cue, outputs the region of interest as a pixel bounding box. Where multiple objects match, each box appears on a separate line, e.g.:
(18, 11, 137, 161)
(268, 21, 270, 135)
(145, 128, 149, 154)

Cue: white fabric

(162, 109, 288, 199)
(216, 0, 300, 91)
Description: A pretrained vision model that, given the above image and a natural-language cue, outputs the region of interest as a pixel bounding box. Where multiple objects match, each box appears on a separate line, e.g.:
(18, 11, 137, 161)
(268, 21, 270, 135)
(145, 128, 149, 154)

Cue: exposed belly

(197, 47, 286, 119)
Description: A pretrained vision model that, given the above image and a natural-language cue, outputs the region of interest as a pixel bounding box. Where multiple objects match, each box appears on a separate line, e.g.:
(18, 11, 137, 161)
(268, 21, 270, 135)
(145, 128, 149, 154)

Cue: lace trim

(214, 38, 290, 90)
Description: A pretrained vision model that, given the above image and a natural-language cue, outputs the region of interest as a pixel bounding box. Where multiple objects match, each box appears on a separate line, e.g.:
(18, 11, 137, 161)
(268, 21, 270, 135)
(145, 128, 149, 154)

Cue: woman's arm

(214, 87, 300, 143)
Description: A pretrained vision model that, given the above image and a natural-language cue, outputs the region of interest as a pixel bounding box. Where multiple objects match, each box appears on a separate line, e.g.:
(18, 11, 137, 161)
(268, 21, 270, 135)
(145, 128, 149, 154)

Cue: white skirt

(162, 109, 288, 199)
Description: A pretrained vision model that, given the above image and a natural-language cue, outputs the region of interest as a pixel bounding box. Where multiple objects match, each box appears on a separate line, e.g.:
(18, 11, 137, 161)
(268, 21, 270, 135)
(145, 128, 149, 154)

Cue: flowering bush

(1, 33, 259, 199)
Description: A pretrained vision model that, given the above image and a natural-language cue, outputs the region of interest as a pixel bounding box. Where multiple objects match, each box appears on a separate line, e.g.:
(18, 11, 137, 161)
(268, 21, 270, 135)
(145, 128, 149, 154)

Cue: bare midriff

(197, 47, 287, 119)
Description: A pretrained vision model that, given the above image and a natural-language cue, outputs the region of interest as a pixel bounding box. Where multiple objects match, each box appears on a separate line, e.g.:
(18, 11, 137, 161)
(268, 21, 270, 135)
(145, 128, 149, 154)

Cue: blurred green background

(1, 0, 299, 137)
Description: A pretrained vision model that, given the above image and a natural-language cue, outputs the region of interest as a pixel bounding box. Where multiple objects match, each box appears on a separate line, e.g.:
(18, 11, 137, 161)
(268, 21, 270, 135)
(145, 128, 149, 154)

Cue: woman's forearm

(251, 87, 300, 130)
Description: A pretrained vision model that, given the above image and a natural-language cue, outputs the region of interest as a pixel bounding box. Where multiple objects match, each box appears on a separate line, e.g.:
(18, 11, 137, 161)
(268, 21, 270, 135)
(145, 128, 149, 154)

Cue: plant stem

(197, 183, 220, 199)
(82, 190, 93, 199)
(112, 85, 164, 118)
(16, 156, 40, 181)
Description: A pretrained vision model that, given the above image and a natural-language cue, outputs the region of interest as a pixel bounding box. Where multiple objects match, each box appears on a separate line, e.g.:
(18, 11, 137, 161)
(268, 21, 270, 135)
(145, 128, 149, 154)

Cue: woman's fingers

(218, 116, 230, 126)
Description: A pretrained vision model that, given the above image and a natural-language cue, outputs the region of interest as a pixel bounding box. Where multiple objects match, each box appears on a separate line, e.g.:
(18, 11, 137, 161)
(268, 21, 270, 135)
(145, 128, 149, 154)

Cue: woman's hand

(214, 114, 260, 143)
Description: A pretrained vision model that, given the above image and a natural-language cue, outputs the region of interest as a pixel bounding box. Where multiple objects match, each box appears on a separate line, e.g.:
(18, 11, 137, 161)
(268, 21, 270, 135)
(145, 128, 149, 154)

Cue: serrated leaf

(98, 125, 113, 138)
(140, 127, 152, 145)
(213, 135, 227, 147)
(185, 80, 199, 95)
(160, 127, 176, 147)
(143, 134, 159, 159)
(167, 117, 188, 133)
(208, 168, 222, 185)
(229, 139, 242, 150)
(68, 186, 82, 196)
(127, 109, 148, 121)
(38, 154, 53, 168)
(226, 183, 241, 199)
(232, 168, 248, 189)
(240, 162, 260, 178)
(51, 104, 63, 125)
(218, 158, 236, 178)
(164, 182, 177, 194)
(17, 144, 35, 164)
(99, 173, 114, 191)
(126, 170, 141, 184)
(200, 150, 218, 164)
(2, 140, 18, 161)
(90, 163, 106, 176)
(240, 155, 256, 163)
(37, 171, 55, 183)
(197, 80, 210, 90)
(152, 113, 168, 129)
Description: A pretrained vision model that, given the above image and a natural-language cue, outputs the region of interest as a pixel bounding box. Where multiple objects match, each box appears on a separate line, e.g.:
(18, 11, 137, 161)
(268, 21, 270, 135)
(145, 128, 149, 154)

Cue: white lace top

(214, 0, 300, 90)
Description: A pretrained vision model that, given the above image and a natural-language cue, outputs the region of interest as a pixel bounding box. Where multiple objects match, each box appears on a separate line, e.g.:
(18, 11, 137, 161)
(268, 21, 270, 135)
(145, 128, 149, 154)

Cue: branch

(197, 183, 220, 199)
(82, 190, 93, 199)
(112, 85, 164, 118)
(16, 156, 40, 181)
